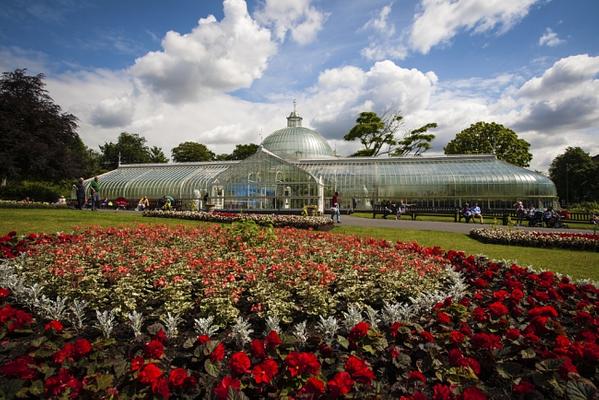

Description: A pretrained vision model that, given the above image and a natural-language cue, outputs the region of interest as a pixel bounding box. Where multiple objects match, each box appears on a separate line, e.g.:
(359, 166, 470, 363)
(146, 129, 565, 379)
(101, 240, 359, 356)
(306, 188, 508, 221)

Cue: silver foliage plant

(161, 312, 182, 339)
(317, 316, 339, 342)
(127, 310, 144, 338)
(293, 321, 308, 347)
(342, 304, 363, 330)
(265, 315, 281, 334)
(95, 310, 116, 338)
(69, 299, 87, 331)
(39, 295, 69, 321)
(231, 317, 253, 346)
(194, 316, 219, 337)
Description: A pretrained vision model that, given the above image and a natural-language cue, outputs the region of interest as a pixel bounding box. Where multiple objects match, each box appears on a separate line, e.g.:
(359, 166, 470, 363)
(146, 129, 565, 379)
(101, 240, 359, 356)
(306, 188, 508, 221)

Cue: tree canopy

(344, 111, 436, 157)
(0, 69, 95, 183)
(549, 147, 599, 204)
(100, 132, 167, 169)
(444, 122, 532, 167)
(171, 142, 216, 162)
(217, 143, 259, 161)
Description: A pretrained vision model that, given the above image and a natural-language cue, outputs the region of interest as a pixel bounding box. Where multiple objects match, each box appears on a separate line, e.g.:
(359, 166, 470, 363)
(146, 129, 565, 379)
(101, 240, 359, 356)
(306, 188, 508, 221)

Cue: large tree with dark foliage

(216, 143, 259, 161)
(172, 141, 216, 162)
(549, 147, 599, 204)
(0, 69, 92, 183)
(99, 132, 167, 169)
(444, 122, 532, 167)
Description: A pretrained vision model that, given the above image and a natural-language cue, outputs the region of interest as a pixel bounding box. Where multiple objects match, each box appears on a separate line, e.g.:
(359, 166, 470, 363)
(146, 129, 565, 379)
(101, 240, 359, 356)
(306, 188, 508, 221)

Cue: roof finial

(293, 99, 296, 114)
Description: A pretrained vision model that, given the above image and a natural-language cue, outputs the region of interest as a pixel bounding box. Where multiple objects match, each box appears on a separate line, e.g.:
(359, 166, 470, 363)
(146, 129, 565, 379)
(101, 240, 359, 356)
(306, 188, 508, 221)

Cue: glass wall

(211, 150, 320, 210)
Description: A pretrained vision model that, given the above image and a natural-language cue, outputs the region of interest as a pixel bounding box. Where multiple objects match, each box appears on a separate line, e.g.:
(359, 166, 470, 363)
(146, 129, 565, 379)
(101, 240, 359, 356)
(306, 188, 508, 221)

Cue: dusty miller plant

(317, 316, 339, 342)
(293, 321, 308, 347)
(342, 304, 363, 330)
(95, 310, 116, 338)
(231, 317, 253, 346)
(127, 310, 144, 339)
(69, 299, 87, 331)
(194, 316, 219, 337)
(160, 312, 182, 338)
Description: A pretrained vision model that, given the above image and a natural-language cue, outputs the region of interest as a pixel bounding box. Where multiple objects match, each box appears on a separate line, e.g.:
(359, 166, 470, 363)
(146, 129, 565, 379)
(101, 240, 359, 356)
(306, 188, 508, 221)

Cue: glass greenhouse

(84, 110, 557, 211)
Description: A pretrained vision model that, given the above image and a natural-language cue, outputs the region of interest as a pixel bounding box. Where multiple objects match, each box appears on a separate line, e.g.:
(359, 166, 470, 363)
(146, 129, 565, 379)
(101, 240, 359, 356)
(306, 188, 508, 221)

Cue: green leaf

(362, 344, 375, 355)
(521, 349, 536, 359)
(566, 379, 597, 400)
(337, 335, 349, 350)
(183, 337, 196, 349)
(96, 374, 114, 391)
(497, 362, 523, 379)
(204, 359, 219, 378)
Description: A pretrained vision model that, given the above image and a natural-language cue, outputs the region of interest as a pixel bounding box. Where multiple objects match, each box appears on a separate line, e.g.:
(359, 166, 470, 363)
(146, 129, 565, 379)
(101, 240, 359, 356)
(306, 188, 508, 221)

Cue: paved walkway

(339, 215, 594, 235)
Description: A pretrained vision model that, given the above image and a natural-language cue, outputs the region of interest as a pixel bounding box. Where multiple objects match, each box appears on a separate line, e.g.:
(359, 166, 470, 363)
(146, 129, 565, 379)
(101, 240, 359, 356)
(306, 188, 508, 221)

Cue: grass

(1, 209, 598, 281)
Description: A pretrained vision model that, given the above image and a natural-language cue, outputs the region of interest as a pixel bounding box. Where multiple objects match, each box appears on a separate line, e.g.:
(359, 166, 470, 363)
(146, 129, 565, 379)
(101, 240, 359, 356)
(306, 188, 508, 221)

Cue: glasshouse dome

(83, 110, 557, 212)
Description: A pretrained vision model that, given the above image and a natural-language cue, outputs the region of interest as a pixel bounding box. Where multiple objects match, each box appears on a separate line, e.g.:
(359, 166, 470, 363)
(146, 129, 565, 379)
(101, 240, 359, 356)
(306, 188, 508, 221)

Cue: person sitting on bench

(461, 203, 472, 223)
(471, 203, 484, 224)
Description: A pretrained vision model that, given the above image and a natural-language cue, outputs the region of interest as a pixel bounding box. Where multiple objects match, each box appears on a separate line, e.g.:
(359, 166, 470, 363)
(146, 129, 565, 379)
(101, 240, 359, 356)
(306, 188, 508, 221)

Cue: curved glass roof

(261, 127, 335, 160)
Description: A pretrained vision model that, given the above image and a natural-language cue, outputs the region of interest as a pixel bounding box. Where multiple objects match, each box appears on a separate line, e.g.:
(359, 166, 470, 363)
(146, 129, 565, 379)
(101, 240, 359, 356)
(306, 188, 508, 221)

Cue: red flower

(408, 370, 426, 383)
(459, 357, 481, 376)
(461, 387, 487, 400)
(0, 288, 10, 298)
(344, 355, 375, 385)
(419, 330, 435, 343)
(44, 319, 64, 333)
(229, 351, 251, 375)
(138, 363, 163, 385)
(74, 338, 92, 358)
(168, 368, 188, 388)
(390, 321, 402, 337)
(559, 358, 578, 378)
(512, 380, 535, 395)
(151, 376, 170, 399)
(0, 355, 37, 380)
(492, 290, 509, 301)
(44, 368, 82, 398)
(53, 343, 75, 364)
(285, 352, 321, 377)
(472, 307, 487, 322)
(349, 321, 371, 341)
(449, 331, 465, 344)
(145, 339, 165, 359)
(130, 356, 144, 372)
(197, 334, 210, 345)
(488, 302, 509, 318)
(505, 328, 520, 340)
(210, 342, 225, 362)
(510, 288, 524, 302)
(471, 333, 502, 351)
(265, 330, 282, 349)
(300, 376, 325, 395)
(214, 376, 240, 400)
(250, 339, 266, 360)
(528, 306, 558, 318)
(328, 371, 354, 398)
(154, 329, 168, 343)
(459, 323, 472, 337)
(437, 312, 452, 325)
(252, 358, 279, 384)
(555, 335, 570, 348)
(432, 384, 453, 400)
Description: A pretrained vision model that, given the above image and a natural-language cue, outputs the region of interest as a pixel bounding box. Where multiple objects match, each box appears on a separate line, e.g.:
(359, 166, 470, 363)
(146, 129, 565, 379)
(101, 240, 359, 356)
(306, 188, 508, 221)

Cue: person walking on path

(90, 176, 100, 211)
(331, 191, 341, 223)
(73, 177, 86, 210)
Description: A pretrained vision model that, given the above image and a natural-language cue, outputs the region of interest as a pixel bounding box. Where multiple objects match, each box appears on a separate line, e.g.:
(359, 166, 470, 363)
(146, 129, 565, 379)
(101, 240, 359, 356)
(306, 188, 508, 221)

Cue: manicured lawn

(1, 208, 598, 281)
(333, 225, 599, 281)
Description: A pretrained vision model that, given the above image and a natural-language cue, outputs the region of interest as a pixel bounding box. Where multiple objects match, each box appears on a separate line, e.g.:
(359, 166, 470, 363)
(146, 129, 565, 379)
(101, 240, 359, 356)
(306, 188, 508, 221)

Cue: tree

(444, 122, 532, 167)
(171, 141, 215, 162)
(549, 147, 599, 204)
(0, 69, 93, 183)
(99, 132, 153, 169)
(148, 146, 168, 163)
(344, 112, 392, 157)
(344, 111, 437, 157)
(392, 123, 437, 157)
(216, 143, 260, 161)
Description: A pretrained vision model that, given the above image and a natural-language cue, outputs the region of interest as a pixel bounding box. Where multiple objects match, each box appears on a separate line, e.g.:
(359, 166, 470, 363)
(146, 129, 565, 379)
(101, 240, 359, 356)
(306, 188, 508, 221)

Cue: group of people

(515, 201, 567, 228)
(379, 200, 414, 220)
(73, 176, 100, 210)
(461, 203, 484, 224)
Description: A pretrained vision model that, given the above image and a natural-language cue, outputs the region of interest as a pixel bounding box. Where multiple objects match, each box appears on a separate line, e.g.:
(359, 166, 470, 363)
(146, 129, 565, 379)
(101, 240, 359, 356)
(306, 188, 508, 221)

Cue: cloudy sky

(1, 0, 598, 171)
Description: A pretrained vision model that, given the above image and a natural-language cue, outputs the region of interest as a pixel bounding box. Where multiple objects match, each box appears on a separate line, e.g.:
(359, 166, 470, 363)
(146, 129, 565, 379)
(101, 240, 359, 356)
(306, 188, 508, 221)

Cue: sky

(1, 0, 599, 171)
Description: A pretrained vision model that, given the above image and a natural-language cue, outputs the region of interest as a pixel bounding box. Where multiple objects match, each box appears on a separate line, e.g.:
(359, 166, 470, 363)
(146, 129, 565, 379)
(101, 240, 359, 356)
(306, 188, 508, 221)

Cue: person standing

(73, 177, 86, 210)
(514, 200, 525, 226)
(331, 191, 341, 223)
(90, 176, 100, 211)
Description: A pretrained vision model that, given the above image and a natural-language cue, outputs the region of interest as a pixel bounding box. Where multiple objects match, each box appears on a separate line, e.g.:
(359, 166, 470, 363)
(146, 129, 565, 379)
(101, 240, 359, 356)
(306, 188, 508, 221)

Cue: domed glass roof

(261, 111, 335, 160)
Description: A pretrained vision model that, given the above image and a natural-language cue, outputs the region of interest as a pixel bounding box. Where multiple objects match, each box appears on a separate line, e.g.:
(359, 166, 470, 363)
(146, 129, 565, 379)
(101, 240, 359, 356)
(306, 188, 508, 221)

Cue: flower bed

(143, 209, 334, 230)
(0, 226, 597, 399)
(0, 200, 68, 209)
(470, 228, 599, 252)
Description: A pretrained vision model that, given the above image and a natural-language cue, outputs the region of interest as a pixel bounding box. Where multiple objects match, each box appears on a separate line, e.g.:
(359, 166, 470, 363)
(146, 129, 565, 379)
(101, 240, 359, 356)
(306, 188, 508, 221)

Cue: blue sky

(1, 0, 599, 170)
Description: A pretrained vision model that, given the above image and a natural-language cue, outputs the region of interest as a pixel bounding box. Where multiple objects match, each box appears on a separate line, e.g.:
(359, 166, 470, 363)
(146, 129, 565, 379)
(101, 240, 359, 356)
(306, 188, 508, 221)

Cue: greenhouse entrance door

(211, 148, 321, 211)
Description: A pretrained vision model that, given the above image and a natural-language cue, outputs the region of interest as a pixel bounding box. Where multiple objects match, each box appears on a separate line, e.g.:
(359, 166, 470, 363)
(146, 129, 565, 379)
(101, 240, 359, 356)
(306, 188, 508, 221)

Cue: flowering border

(0, 200, 68, 210)
(470, 227, 599, 252)
(143, 210, 334, 230)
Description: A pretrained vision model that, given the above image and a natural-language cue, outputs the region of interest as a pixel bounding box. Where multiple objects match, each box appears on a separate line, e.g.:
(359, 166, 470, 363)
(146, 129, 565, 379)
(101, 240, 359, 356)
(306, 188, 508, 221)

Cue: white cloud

(538, 28, 565, 47)
(362, 4, 395, 36)
(409, 0, 539, 54)
(131, 0, 276, 103)
(254, 0, 328, 45)
(90, 96, 135, 128)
